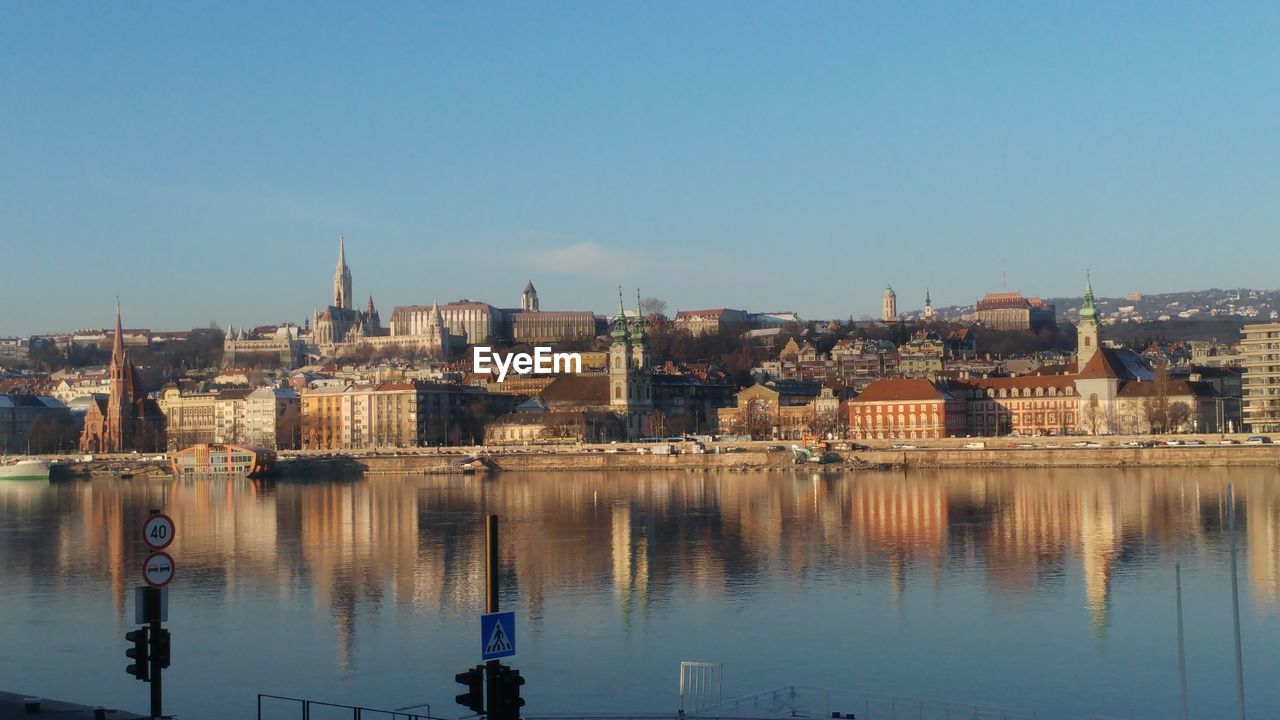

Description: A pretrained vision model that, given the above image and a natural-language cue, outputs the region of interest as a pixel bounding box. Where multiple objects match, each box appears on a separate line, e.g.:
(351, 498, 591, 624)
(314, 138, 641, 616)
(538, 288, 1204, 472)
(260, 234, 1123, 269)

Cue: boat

(0, 458, 51, 481)
(170, 443, 276, 477)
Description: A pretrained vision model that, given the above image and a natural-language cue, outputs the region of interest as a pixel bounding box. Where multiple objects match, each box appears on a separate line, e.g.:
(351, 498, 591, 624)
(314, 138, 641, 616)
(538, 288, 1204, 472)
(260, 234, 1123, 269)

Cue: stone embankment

(40, 434, 1280, 478)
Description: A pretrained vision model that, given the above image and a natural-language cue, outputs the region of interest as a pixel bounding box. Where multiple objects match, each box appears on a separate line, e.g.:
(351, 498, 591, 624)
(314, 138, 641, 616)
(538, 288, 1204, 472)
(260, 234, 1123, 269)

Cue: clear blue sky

(3, 2, 1278, 335)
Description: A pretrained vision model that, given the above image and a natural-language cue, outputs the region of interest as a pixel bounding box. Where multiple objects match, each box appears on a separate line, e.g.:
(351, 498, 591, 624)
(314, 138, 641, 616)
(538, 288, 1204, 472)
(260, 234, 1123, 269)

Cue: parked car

(1121, 440, 1141, 448)
(1219, 439, 1240, 445)
(891, 443, 918, 450)
(765, 445, 786, 452)
(1245, 436, 1273, 445)
(1185, 440, 1205, 446)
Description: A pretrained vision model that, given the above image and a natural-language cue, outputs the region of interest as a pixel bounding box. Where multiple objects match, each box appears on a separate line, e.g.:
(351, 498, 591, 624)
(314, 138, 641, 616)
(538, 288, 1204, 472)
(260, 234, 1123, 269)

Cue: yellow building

(1241, 322, 1280, 432)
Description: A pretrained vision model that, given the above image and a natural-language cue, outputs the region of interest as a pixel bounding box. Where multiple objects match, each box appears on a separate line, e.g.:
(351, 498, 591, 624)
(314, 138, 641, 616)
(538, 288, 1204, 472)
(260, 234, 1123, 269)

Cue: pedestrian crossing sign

(481, 611, 516, 660)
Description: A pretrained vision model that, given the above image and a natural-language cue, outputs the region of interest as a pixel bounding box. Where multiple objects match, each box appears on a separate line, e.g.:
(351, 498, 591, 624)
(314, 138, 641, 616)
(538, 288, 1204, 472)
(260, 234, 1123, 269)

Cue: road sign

(143, 513, 175, 550)
(142, 551, 176, 588)
(481, 611, 516, 660)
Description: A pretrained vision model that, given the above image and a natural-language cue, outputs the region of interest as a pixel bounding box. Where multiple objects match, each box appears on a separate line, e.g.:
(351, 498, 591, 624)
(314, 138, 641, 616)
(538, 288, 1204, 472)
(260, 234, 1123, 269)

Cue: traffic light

(455, 665, 485, 715)
(152, 627, 171, 669)
(490, 664, 526, 720)
(125, 627, 150, 681)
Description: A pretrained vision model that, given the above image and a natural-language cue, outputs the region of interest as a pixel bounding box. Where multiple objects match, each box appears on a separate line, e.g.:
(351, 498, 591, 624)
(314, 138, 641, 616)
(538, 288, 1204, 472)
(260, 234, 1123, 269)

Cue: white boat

(0, 459, 51, 480)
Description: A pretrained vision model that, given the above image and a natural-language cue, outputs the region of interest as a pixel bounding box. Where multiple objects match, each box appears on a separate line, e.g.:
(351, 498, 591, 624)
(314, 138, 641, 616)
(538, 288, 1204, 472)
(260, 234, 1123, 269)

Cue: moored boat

(0, 459, 51, 481)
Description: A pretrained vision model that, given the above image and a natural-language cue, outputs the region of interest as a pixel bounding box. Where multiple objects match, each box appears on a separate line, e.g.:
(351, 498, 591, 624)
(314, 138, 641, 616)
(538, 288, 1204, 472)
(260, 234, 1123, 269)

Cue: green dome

(1079, 275, 1098, 323)
(630, 317, 648, 342)
(884, 285, 895, 297)
(611, 317, 630, 340)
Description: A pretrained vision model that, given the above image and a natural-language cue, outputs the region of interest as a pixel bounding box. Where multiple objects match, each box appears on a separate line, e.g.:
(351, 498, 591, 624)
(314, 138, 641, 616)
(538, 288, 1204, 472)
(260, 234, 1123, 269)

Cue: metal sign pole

(150, 612, 163, 719)
(486, 514, 501, 720)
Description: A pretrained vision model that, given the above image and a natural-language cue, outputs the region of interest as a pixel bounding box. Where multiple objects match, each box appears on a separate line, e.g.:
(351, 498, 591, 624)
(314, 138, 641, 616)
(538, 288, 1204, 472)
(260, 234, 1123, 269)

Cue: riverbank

(28, 434, 1279, 478)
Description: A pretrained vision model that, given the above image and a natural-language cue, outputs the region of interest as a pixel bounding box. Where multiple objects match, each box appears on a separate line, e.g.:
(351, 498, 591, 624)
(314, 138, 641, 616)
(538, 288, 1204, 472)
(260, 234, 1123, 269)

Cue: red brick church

(80, 303, 165, 453)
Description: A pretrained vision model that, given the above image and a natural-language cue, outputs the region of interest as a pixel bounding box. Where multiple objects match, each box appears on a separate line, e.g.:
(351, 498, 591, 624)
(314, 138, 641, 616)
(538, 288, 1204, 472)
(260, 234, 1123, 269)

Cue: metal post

(149, 617, 162, 718)
(1176, 563, 1189, 720)
(486, 514, 501, 720)
(1227, 484, 1246, 720)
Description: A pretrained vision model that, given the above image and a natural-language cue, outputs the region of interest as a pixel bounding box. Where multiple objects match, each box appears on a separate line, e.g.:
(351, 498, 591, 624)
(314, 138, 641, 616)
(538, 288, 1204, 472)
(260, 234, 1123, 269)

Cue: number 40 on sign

(144, 514, 175, 550)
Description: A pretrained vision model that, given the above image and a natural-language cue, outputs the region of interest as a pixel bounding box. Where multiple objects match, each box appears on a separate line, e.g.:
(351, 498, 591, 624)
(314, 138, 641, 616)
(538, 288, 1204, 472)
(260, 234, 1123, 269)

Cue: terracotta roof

(1076, 348, 1124, 380)
(975, 292, 1032, 311)
(852, 378, 951, 403)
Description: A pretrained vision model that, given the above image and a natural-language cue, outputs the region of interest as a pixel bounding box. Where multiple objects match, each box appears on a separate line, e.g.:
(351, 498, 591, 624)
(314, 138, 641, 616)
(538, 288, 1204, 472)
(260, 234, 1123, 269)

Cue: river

(1, 468, 1278, 719)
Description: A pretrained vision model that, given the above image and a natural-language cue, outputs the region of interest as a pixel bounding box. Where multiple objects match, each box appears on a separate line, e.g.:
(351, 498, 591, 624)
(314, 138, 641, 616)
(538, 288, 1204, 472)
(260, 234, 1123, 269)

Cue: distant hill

(918, 287, 1279, 330)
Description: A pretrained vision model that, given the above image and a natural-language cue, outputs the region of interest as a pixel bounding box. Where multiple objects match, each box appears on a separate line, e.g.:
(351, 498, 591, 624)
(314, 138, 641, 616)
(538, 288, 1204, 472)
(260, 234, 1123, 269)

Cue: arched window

(1084, 337, 1091, 347)
(615, 386, 622, 400)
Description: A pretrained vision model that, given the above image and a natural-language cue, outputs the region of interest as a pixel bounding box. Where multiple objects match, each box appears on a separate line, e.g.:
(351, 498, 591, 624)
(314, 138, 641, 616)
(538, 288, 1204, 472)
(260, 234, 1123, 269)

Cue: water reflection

(0, 468, 1277, 719)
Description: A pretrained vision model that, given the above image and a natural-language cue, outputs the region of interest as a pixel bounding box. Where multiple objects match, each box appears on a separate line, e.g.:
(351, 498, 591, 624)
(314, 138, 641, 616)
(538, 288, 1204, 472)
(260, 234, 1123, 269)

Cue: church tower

(334, 235, 353, 309)
(609, 289, 632, 409)
(882, 285, 897, 322)
(521, 281, 539, 312)
(923, 288, 935, 322)
(365, 295, 381, 333)
(629, 290, 652, 410)
(104, 300, 135, 452)
(608, 289, 652, 439)
(1077, 273, 1100, 368)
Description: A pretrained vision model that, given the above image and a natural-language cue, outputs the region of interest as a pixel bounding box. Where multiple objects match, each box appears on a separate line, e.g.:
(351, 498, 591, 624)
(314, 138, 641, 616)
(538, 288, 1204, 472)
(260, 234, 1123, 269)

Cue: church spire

(1079, 271, 1098, 325)
(333, 235, 353, 309)
(611, 287, 629, 340)
(112, 297, 124, 358)
(630, 289, 648, 342)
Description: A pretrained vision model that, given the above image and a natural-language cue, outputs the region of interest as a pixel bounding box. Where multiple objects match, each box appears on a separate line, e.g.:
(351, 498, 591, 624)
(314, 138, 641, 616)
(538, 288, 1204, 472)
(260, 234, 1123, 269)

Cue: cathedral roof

(524, 280, 536, 293)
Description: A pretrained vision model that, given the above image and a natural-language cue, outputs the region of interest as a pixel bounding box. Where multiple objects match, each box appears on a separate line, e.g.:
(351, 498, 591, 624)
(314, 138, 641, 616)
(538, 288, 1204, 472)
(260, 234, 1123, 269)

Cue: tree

(811, 410, 839, 439)
(639, 297, 668, 321)
(1083, 395, 1104, 436)
(743, 399, 774, 440)
(1167, 401, 1192, 433)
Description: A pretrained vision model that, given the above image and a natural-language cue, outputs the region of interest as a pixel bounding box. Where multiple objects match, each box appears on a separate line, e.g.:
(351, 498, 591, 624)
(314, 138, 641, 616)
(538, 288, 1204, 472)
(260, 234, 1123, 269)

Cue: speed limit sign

(143, 513, 175, 550)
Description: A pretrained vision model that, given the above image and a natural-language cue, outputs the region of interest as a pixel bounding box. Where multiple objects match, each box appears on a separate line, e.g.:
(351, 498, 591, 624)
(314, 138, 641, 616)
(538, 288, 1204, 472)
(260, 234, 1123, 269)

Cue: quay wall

(352, 446, 1280, 473)
(47, 441, 1280, 477)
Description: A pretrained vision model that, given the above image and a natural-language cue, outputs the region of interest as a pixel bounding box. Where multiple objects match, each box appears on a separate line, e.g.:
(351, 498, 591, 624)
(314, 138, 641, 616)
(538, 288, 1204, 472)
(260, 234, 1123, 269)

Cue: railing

(257, 694, 440, 720)
(704, 686, 1040, 720)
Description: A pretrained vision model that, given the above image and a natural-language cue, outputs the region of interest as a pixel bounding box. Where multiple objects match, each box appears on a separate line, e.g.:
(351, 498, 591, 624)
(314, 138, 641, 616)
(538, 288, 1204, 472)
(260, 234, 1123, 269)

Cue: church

(80, 303, 166, 453)
(312, 236, 454, 359)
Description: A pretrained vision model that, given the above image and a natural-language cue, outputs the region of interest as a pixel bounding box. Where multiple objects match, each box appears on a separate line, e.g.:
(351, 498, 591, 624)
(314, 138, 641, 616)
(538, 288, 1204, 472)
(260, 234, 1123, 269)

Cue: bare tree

(639, 297, 668, 321)
(1083, 395, 1104, 436)
(743, 399, 774, 440)
(1167, 401, 1192, 433)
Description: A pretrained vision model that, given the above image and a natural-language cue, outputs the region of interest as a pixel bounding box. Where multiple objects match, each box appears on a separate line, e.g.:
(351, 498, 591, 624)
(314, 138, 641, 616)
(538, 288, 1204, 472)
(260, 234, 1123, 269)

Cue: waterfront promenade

(39, 433, 1280, 477)
(0, 691, 143, 720)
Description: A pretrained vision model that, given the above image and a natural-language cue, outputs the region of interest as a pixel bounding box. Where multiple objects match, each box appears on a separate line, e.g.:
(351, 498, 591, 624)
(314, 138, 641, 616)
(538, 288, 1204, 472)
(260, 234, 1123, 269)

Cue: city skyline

(5, 3, 1280, 334)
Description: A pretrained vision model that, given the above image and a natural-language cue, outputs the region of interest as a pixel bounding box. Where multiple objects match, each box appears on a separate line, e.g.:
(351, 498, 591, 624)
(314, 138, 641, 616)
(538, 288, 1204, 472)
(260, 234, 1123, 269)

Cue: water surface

(1, 468, 1278, 719)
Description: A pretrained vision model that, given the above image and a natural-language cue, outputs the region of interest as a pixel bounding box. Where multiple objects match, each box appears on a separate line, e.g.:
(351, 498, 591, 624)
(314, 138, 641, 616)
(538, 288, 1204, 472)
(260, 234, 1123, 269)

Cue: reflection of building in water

(848, 477, 947, 602)
(611, 504, 649, 623)
(1246, 479, 1280, 606)
(1078, 485, 1118, 631)
(17, 466, 1280, 666)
